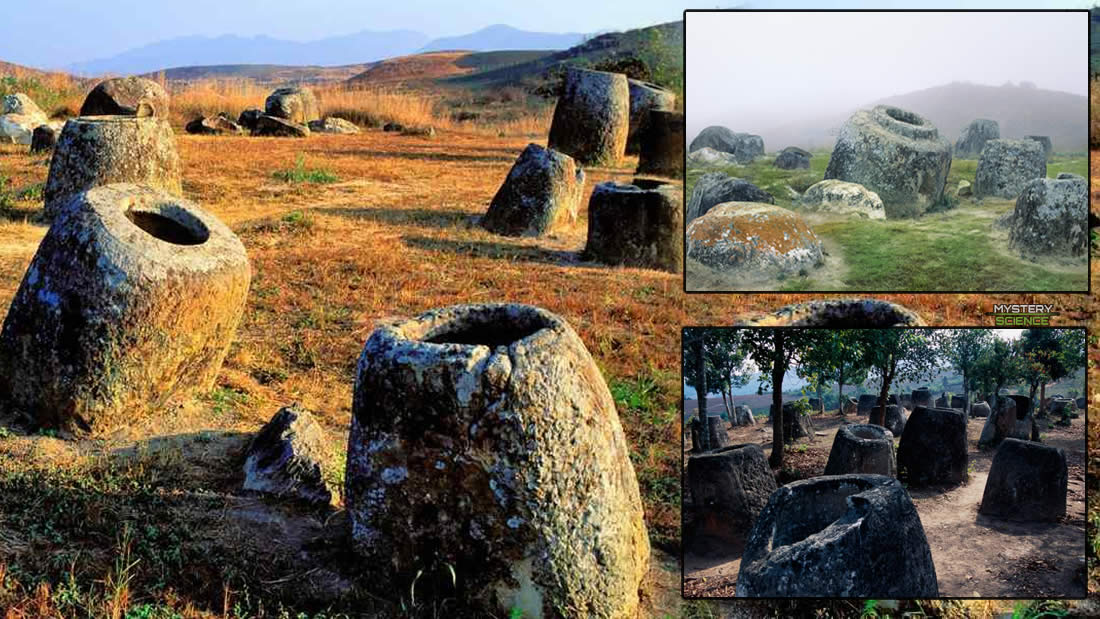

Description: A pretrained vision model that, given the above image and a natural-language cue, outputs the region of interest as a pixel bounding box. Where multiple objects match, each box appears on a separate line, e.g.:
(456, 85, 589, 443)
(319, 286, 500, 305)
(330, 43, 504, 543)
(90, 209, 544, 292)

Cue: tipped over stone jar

(344, 303, 650, 618)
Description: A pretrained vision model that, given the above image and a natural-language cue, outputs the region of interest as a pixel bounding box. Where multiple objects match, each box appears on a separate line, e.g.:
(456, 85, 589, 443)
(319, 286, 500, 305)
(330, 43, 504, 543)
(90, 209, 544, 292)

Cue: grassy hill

(147, 62, 374, 85)
(345, 50, 553, 87)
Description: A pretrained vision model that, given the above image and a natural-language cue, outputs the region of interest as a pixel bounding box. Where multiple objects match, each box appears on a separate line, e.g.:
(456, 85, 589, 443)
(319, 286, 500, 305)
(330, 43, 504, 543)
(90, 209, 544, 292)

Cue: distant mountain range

(66, 25, 589, 77)
(757, 81, 1088, 153)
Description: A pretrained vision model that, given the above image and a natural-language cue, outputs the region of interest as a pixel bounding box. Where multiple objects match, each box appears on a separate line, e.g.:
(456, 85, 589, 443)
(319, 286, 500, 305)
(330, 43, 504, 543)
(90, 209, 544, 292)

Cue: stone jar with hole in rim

(44, 116, 182, 217)
(344, 303, 649, 618)
(0, 184, 251, 436)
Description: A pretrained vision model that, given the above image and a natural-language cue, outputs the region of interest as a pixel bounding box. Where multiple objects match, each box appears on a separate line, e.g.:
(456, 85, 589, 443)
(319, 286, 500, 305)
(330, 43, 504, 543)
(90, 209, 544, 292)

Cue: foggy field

(686, 153, 1089, 292)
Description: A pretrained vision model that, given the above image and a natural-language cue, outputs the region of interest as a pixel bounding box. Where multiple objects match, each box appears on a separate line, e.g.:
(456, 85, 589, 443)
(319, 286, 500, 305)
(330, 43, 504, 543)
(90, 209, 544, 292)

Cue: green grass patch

(272, 154, 339, 184)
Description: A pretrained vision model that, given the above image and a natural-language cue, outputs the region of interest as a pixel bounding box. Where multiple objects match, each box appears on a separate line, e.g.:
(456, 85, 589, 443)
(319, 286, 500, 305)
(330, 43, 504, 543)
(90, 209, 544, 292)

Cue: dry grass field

(0, 90, 1095, 617)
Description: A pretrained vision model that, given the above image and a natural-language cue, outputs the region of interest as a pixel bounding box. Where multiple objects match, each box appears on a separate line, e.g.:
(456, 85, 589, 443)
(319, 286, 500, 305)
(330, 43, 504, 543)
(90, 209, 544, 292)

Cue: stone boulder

(345, 303, 649, 617)
(824, 424, 896, 476)
(733, 404, 756, 426)
(238, 108, 264, 131)
(686, 203, 823, 280)
(688, 147, 743, 167)
(635, 110, 684, 178)
(547, 67, 630, 166)
(584, 179, 682, 272)
(185, 114, 244, 135)
(0, 184, 250, 435)
(252, 115, 310, 138)
(773, 401, 815, 444)
(897, 407, 968, 486)
(625, 79, 676, 155)
(971, 401, 991, 417)
(1024, 135, 1053, 160)
(737, 474, 938, 597)
(1076, 396, 1086, 410)
(912, 387, 933, 409)
(687, 444, 776, 556)
(481, 143, 584, 237)
(973, 139, 1046, 199)
(81, 77, 170, 118)
(1049, 398, 1078, 420)
(774, 146, 811, 170)
(382, 122, 404, 132)
(958, 180, 972, 197)
(954, 119, 1000, 158)
(44, 116, 182, 217)
(979, 439, 1067, 522)
(737, 299, 925, 327)
(30, 123, 61, 154)
(307, 116, 360, 134)
(979, 395, 1037, 449)
(401, 125, 436, 138)
(877, 404, 907, 437)
(243, 405, 333, 504)
(3, 93, 44, 117)
(824, 105, 952, 216)
(689, 126, 764, 163)
(686, 172, 774, 224)
(1, 95, 49, 145)
(800, 179, 885, 220)
(264, 87, 320, 125)
(1008, 175, 1087, 259)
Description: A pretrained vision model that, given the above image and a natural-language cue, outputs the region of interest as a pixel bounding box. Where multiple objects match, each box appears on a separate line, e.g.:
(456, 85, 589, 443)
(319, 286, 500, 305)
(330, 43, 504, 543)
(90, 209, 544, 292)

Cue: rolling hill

(345, 50, 553, 87)
(758, 81, 1088, 153)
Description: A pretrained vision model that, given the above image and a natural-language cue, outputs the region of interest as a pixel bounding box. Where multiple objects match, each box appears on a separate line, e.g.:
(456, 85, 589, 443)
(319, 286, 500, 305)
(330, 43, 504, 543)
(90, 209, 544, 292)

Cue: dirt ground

(683, 409, 1087, 599)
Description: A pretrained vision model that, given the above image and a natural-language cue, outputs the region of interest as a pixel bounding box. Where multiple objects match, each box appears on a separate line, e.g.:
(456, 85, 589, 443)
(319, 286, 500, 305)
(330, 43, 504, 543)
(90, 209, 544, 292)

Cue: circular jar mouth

(743, 299, 924, 327)
(769, 476, 884, 548)
(872, 106, 938, 140)
(411, 304, 557, 349)
(884, 106, 923, 126)
(125, 203, 210, 246)
(847, 424, 888, 441)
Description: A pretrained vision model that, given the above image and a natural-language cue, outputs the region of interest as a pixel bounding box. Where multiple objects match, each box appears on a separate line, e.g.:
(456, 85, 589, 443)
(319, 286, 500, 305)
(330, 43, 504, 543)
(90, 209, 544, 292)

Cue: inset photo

(681, 327, 1087, 599)
(684, 10, 1089, 292)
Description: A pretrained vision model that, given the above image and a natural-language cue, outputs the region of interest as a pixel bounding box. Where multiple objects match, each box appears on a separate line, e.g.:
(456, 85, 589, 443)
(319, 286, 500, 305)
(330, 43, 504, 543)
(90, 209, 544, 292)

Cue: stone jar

(344, 303, 649, 618)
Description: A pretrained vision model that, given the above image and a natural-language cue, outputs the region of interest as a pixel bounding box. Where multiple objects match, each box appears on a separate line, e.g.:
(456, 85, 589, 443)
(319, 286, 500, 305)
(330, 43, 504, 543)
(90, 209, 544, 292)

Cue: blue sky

(2, 1, 1091, 71)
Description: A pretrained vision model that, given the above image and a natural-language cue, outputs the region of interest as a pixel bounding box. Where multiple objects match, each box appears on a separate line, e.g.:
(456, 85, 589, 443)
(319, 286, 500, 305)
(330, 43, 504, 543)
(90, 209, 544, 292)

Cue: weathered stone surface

(1024, 135, 1053, 160)
(81, 77, 170, 118)
(1008, 175, 1087, 259)
(824, 424, 896, 476)
(737, 299, 925, 327)
(185, 114, 244, 135)
(737, 474, 938, 597)
(30, 123, 60, 153)
(1075, 397, 1086, 410)
(686, 172, 774, 224)
(635, 110, 684, 178)
(954, 119, 999, 158)
(824, 105, 952, 216)
(773, 401, 815, 444)
(958, 179, 972, 197)
(626, 79, 676, 155)
(238, 108, 264, 131)
(912, 388, 933, 409)
(973, 139, 1046, 199)
(897, 407, 968, 486)
(44, 116, 182, 216)
(584, 179, 683, 272)
(808, 397, 824, 414)
(971, 401, 991, 417)
(688, 147, 742, 167)
(707, 415, 730, 449)
(733, 404, 756, 426)
(1049, 397, 1078, 420)
(345, 303, 648, 617)
(686, 202, 822, 279)
(687, 444, 777, 556)
(951, 395, 968, 410)
(547, 67, 630, 166)
(800, 179, 885, 219)
(935, 393, 949, 408)
(857, 394, 879, 416)
(979, 438, 1067, 522)
(979, 395, 1037, 449)
(774, 146, 811, 170)
(481, 143, 584, 237)
(252, 115, 310, 138)
(689, 126, 764, 163)
(3, 93, 44, 117)
(264, 86, 320, 124)
(401, 125, 436, 137)
(842, 397, 858, 415)
(307, 116, 360, 134)
(382, 122, 404, 132)
(0, 184, 250, 435)
(878, 404, 908, 437)
(243, 405, 333, 504)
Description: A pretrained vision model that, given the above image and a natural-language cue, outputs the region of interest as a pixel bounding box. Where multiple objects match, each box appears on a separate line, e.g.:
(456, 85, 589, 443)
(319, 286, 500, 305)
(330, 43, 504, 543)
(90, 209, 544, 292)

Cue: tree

(942, 330, 994, 417)
(972, 338, 1024, 415)
(1020, 329, 1087, 417)
(797, 330, 869, 415)
(682, 328, 710, 452)
(741, 330, 824, 469)
(859, 331, 942, 426)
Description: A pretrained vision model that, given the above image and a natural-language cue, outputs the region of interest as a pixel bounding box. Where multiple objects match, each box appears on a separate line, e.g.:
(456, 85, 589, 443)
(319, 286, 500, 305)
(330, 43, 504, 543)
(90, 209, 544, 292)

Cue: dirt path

(683, 411, 1087, 598)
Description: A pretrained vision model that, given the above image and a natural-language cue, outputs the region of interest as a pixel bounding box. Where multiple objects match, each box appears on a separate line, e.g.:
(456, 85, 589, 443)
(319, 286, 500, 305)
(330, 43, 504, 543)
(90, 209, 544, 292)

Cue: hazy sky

(686, 10, 1088, 140)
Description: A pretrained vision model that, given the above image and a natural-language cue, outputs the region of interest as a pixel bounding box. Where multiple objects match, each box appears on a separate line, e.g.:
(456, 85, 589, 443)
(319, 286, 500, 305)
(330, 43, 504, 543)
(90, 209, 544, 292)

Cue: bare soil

(683, 409, 1087, 599)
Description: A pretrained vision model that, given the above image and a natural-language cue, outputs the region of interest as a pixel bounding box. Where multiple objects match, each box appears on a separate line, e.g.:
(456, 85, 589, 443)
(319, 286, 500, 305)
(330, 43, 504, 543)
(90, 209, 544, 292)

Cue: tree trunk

(816, 382, 824, 414)
(769, 332, 786, 469)
(870, 363, 892, 427)
(1039, 382, 1046, 418)
(1029, 382, 1040, 417)
(837, 379, 845, 415)
(694, 337, 709, 452)
(962, 371, 970, 417)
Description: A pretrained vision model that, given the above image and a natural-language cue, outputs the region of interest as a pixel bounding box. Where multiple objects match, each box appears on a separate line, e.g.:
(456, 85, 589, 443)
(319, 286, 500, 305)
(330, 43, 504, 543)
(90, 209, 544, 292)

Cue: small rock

(243, 405, 333, 505)
(252, 115, 310, 138)
(307, 117, 360, 134)
(800, 179, 885, 219)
